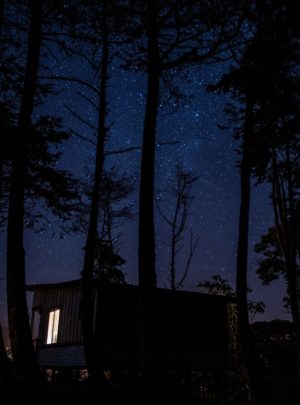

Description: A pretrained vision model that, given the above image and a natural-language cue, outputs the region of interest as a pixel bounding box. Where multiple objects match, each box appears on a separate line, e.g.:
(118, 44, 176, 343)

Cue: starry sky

(0, 50, 290, 325)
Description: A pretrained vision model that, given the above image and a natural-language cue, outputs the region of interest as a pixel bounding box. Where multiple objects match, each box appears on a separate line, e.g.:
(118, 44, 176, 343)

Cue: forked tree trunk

(6, 0, 42, 383)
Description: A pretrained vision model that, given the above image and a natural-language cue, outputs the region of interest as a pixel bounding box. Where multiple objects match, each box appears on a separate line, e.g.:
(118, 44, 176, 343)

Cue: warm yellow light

(46, 309, 60, 344)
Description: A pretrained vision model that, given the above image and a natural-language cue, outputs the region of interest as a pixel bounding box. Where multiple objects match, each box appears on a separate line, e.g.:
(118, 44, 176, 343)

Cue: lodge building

(28, 279, 235, 399)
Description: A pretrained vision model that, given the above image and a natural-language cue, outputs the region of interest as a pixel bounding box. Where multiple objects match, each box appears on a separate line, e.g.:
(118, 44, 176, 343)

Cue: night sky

(0, 50, 290, 325)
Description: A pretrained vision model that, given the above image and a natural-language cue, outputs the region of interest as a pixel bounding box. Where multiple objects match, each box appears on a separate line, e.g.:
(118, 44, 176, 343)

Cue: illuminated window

(46, 309, 60, 344)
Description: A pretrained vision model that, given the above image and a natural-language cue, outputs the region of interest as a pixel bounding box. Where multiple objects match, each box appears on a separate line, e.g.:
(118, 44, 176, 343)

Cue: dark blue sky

(0, 56, 290, 325)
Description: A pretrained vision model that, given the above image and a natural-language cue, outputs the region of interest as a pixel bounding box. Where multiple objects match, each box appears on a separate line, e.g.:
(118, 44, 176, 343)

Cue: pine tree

(6, 0, 43, 383)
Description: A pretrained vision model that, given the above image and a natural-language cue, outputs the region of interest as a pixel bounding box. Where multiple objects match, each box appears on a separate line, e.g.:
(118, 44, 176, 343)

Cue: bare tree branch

(77, 90, 99, 110)
(65, 104, 98, 132)
(105, 140, 179, 156)
(176, 230, 199, 289)
(158, 163, 199, 289)
(69, 129, 97, 146)
(38, 75, 101, 97)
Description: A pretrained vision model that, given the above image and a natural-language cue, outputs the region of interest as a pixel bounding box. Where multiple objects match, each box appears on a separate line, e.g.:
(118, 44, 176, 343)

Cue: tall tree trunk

(274, 142, 300, 386)
(236, 98, 252, 369)
(170, 198, 180, 290)
(0, 0, 4, 203)
(235, 95, 262, 405)
(0, 0, 11, 382)
(236, 93, 270, 405)
(81, 0, 108, 382)
(170, 228, 176, 290)
(0, 154, 3, 212)
(138, 0, 160, 399)
(0, 0, 3, 37)
(284, 142, 300, 387)
(6, 0, 42, 383)
(273, 144, 300, 387)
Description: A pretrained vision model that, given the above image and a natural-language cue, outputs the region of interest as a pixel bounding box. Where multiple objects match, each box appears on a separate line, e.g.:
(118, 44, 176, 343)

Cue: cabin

(27, 279, 235, 396)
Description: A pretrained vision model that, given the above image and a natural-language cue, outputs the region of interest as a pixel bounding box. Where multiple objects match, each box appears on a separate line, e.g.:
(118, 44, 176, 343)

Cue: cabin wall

(33, 285, 83, 345)
(94, 286, 230, 368)
(31, 282, 232, 371)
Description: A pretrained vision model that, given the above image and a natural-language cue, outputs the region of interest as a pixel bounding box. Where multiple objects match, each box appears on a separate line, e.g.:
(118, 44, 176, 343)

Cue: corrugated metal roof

(38, 345, 86, 367)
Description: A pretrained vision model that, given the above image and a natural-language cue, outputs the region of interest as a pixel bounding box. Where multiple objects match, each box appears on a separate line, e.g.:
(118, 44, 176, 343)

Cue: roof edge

(26, 279, 235, 302)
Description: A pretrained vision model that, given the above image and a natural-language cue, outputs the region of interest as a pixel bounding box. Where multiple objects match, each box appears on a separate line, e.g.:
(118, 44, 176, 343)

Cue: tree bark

(138, 0, 160, 399)
(81, 0, 109, 382)
(6, 0, 42, 383)
(235, 94, 264, 405)
(236, 93, 270, 404)
(236, 95, 253, 385)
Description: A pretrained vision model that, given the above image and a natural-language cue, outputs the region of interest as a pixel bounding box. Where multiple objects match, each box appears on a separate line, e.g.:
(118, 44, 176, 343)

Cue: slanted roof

(26, 279, 81, 291)
(27, 278, 235, 303)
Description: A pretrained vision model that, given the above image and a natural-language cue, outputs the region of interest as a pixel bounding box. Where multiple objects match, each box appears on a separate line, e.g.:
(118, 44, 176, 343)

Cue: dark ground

(0, 381, 206, 405)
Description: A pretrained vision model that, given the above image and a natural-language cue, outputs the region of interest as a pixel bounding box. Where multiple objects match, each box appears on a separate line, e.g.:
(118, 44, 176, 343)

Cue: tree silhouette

(63, 0, 133, 380)
(128, 0, 244, 291)
(0, 0, 23, 380)
(251, 0, 300, 388)
(210, 0, 300, 400)
(6, 0, 43, 383)
(79, 0, 110, 380)
(96, 168, 134, 247)
(1, 115, 79, 233)
(157, 164, 199, 290)
(255, 227, 291, 286)
(198, 275, 265, 320)
(3, 0, 80, 384)
(78, 167, 134, 285)
(93, 239, 126, 284)
(123, 0, 245, 397)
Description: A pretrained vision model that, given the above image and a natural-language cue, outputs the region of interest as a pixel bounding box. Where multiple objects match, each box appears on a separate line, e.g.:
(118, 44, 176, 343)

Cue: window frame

(46, 308, 60, 345)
